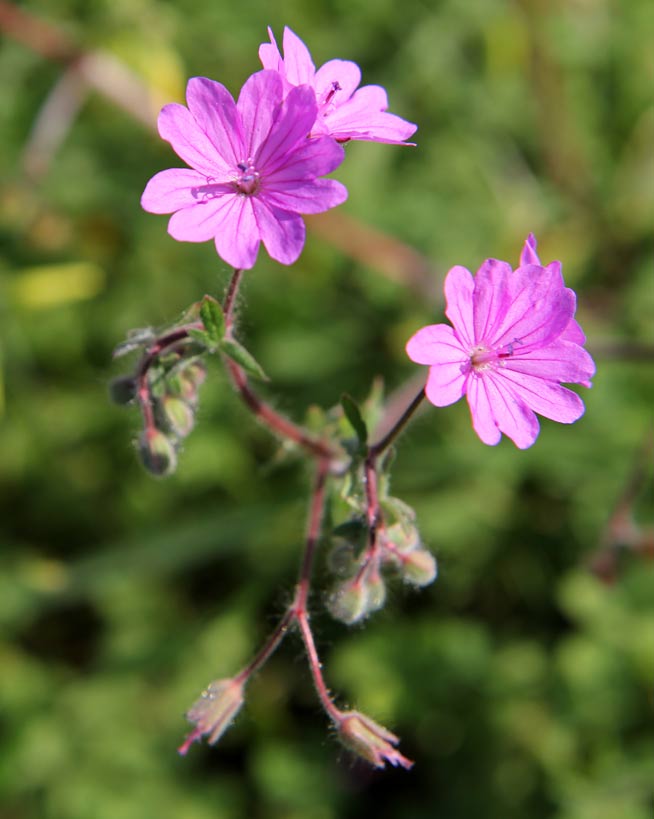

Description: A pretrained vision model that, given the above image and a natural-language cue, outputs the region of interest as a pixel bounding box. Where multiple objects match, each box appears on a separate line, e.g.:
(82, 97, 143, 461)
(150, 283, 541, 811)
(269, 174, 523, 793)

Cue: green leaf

(187, 328, 214, 350)
(341, 393, 368, 448)
(220, 339, 268, 381)
(200, 296, 225, 345)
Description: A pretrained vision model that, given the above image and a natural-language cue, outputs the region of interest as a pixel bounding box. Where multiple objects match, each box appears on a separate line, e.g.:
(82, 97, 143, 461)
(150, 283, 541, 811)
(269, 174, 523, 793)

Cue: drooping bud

(178, 677, 245, 755)
(338, 711, 413, 770)
(327, 578, 369, 625)
(365, 567, 386, 613)
(178, 361, 208, 406)
(327, 562, 387, 624)
(138, 428, 177, 477)
(401, 549, 438, 587)
(161, 395, 195, 438)
(383, 521, 420, 554)
(108, 375, 137, 406)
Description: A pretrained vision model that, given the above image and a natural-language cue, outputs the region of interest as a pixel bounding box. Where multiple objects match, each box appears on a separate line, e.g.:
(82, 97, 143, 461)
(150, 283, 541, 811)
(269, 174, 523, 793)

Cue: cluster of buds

(327, 519, 438, 625)
(109, 321, 208, 477)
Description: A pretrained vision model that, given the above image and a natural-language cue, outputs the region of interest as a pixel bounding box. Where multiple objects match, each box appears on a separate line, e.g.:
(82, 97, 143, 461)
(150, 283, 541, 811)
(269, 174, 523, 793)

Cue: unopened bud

(138, 428, 177, 477)
(108, 375, 137, 406)
(338, 711, 413, 770)
(327, 563, 387, 624)
(327, 539, 357, 577)
(365, 568, 386, 613)
(178, 361, 207, 405)
(401, 549, 437, 587)
(327, 579, 369, 625)
(178, 678, 245, 755)
(162, 395, 195, 438)
(383, 522, 420, 554)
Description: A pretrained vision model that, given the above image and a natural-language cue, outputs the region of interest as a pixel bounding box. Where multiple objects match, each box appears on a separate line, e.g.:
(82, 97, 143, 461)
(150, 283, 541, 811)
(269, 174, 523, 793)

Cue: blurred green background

(1, 1, 653, 818)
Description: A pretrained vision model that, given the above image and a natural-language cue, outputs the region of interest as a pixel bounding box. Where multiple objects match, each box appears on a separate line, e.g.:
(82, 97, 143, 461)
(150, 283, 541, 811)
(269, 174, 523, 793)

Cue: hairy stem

(368, 386, 426, 458)
(221, 268, 340, 461)
(234, 608, 295, 686)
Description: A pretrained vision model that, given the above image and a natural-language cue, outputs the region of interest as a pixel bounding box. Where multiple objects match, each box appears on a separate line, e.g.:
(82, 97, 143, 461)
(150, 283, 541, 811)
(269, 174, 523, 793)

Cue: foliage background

(1, 1, 653, 818)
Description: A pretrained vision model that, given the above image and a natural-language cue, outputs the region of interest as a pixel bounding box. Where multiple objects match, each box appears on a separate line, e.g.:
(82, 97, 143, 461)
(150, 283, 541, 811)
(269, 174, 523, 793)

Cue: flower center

(470, 341, 519, 372)
(233, 158, 260, 196)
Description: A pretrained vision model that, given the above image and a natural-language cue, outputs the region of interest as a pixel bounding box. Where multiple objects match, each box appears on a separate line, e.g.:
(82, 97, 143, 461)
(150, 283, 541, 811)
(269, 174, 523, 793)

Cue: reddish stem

(225, 358, 337, 459)
(234, 608, 295, 685)
(297, 609, 342, 723)
(221, 269, 338, 461)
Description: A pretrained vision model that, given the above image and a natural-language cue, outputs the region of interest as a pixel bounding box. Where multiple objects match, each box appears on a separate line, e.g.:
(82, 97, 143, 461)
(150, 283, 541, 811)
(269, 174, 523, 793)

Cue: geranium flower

(141, 70, 348, 269)
(406, 236, 595, 448)
(259, 26, 417, 144)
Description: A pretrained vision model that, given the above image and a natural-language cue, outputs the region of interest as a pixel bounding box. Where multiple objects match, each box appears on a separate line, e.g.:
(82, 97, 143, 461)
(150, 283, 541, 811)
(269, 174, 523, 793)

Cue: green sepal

(199, 296, 226, 346)
(220, 338, 268, 381)
(341, 393, 368, 452)
(187, 327, 215, 351)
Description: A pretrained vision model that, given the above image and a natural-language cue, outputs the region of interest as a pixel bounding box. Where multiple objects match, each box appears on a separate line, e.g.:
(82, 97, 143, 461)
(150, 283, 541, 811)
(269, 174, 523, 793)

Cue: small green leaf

(341, 393, 368, 447)
(200, 296, 225, 345)
(187, 328, 214, 350)
(220, 339, 268, 381)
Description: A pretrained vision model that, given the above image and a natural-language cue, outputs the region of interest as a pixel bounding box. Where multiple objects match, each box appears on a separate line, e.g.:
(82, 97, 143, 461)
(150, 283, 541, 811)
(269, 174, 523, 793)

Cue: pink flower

(141, 71, 348, 270)
(259, 27, 417, 145)
(406, 236, 595, 449)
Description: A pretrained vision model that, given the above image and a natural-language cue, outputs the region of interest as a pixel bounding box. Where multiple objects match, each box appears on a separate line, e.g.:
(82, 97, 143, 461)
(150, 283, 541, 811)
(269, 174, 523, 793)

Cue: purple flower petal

(186, 77, 244, 169)
(519, 232, 540, 266)
(489, 266, 575, 352)
(406, 323, 467, 366)
(314, 60, 362, 101)
(504, 339, 596, 384)
(264, 178, 348, 215)
(497, 369, 585, 425)
(141, 168, 209, 214)
(256, 85, 318, 173)
(472, 259, 514, 343)
(466, 376, 502, 446)
(252, 198, 306, 265)
(237, 71, 284, 160)
(444, 265, 476, 348)
(157, 103, 225, 176)
(482, 373, 541, 449)
(281, 26, 315, 85)
(167, 197, 233, 243)
(267, 135, 345, 182)
(324, 85, 418, 144)
(213, 197, 261, 270)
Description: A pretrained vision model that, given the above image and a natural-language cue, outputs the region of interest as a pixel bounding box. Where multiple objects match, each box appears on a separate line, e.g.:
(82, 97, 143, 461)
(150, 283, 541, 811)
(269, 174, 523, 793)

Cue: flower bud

(383, 521, 420, 554)
(401, 549, 438, 587)
(108, 375, 137, 406)
(327, 563, 387, 624)
(161, 395, 195, 438)
(138, 428, 177, 477)
(327, 578, 369, 625)
(177, 361, 207, 405)
(338, 711, 413, 770)
(178, 678, 245, 755)
(365, 568, 386, 614)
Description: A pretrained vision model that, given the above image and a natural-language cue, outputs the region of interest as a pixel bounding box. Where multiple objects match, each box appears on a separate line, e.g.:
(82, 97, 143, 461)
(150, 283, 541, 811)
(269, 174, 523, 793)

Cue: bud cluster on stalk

(110, 321, 208, 478)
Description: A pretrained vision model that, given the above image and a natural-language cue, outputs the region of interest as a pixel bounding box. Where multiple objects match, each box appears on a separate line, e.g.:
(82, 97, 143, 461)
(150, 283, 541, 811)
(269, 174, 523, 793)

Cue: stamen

(233, 157, 261, 196)
(323, 81, 342, 107)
